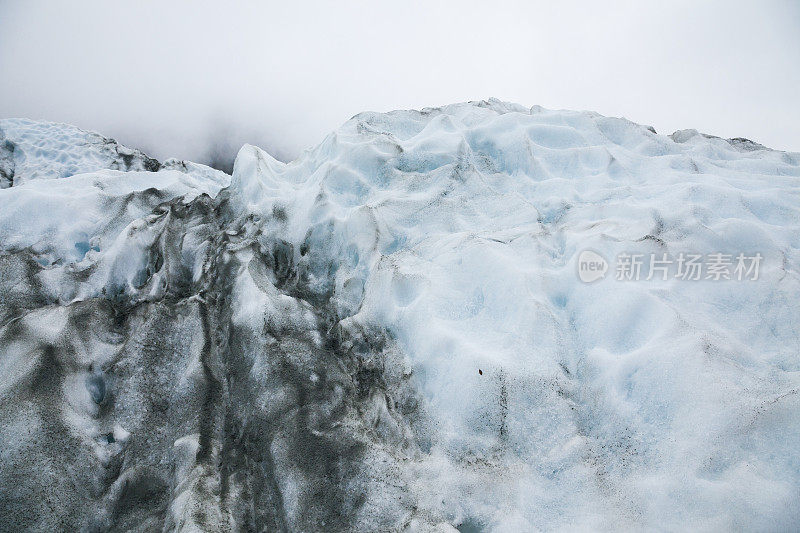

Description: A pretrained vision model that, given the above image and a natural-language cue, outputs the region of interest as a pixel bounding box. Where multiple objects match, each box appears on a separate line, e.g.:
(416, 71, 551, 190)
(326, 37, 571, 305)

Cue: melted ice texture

(1, 101, 800, 531)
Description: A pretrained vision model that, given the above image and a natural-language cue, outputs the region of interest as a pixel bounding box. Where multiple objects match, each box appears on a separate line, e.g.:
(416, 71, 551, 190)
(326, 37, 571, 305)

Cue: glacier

(0, 100, 798, 531)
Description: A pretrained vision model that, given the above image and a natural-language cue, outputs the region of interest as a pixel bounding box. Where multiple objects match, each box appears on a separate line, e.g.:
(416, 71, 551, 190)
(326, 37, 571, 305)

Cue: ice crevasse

(0, 100, 799, 531)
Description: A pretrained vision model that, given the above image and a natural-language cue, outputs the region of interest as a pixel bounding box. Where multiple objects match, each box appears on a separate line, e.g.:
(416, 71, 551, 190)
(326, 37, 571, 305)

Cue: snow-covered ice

(0, 101, 798, 531)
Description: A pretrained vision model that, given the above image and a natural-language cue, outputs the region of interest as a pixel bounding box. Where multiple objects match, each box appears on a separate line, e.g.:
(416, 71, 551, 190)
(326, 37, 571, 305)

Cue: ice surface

(0, 101, 798, 531)
(0, 118, 229, 189)
(0, 118, 161, 186)
(229, 100, 800, 530)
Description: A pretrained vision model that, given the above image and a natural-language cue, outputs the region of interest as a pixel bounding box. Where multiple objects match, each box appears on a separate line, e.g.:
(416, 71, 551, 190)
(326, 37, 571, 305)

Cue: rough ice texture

(0, 100, 798, 531)
(0, 118, 226, 189)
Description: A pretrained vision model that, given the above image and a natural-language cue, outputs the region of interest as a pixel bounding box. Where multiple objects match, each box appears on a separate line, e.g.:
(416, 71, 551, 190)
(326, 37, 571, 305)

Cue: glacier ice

(0, 101, 799, 531)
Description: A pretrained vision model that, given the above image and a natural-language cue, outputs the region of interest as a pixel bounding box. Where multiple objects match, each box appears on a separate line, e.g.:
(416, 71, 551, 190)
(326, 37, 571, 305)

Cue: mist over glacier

(3, 1, 799, 166)
(0, 101, 799, 531)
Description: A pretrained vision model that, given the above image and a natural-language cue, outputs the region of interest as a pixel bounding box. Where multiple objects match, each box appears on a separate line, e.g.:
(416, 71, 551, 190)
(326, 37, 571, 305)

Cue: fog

(2, 0, 799, 170)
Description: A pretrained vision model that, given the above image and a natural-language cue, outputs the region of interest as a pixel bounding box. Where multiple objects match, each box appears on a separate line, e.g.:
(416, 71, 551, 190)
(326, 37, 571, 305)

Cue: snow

(0, 167, 228, 308)
(0, 117, 230, 189)
(0, 119, 229, 307)
(230, 99, 800, 530)
(0, 118, 160, 186)
(0, 100, 798, 530)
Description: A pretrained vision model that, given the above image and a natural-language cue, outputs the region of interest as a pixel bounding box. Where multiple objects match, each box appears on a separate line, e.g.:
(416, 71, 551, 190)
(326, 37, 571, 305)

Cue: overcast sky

(1, 0, 799, 168)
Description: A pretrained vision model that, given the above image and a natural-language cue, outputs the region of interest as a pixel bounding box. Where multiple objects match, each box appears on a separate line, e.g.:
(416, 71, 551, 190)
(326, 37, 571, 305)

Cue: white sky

(1, 0, 799, 167)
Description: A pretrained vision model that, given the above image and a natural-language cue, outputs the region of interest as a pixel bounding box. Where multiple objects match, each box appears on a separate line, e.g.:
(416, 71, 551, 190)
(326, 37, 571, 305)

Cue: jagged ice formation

(0, 100, 799, 531)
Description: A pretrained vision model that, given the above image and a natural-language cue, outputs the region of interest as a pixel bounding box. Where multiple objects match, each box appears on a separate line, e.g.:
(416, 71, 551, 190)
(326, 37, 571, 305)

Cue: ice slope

(0, 118, 227, 188)
(230, 100, 800, 530)
(0, 101, 798, 531)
